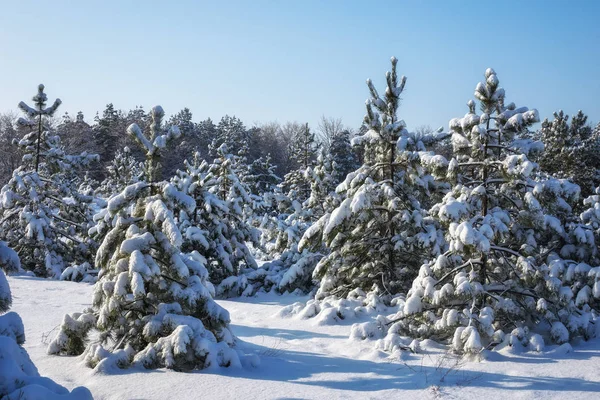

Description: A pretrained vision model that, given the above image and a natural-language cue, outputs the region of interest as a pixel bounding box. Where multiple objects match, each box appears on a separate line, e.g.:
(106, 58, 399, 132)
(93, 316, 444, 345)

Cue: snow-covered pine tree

(385, 68, 598, 354)
(299, 57, 445, 300)
(329, 129, 359, 186)
(90, 147, 143, 260)
(304, 148, 338, 219)
(243, 154, 282, 221)
(253, 145, 343, 295)
(253, 194, 321, 294)
(537, 110, 600, 199)
(213, 115, 250, 157)
(173, 147, 259, 297)
(93, 103, 123, 178)
(227, 144, 258, 220)
(78, 172, 99, 197)
(243, 122, 327, 294)
(283, 123, 318, 204)
(581, 188, 600, 240)
(562, 187, 600, 266)
(48, 106, 243, 371)
(0, 85, 98, 277)
(0, 242, 92, 399)
(267, 148, 342, 293)
(163, 107, 199, 177)
(244, 154, 281, 198)
(97, 146, 142, 197)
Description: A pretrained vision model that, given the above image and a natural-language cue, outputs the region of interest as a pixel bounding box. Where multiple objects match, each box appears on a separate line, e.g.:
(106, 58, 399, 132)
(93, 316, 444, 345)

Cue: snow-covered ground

(9, 276, 600, 400)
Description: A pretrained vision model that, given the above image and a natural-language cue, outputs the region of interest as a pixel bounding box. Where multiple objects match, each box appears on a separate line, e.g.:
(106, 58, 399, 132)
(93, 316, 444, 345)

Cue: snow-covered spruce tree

(48, 106, 244, 371)
(0, 243, 92, 399)
(383, 69, 599, 354)
(173, 147, 259, 298)
(536, 110, 600, 199)
(299, 57, 446, 300)
(0, 85, 98, 277)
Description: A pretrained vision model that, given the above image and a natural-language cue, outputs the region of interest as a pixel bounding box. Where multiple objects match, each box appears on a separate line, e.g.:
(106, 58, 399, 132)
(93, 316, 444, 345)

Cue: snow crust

(8, 277, 600, 400)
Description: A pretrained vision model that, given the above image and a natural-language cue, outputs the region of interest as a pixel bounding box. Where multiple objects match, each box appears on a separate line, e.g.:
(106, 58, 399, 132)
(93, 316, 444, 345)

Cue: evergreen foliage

(93, 104, 123, 177)
(97, 146, 142, 196)
(300, 57, 445, 299)
(537, 110, 600, 198)
(384, 69, 598, 354)
(244, 154, 282, 197)
(49, 106, 242, 371)
(284, 123, 318, 204)
(173, 147, 259, 297)
(329, 129, 359, 185)
(0, 85, 98, 277)
(214, 115, 250, 156)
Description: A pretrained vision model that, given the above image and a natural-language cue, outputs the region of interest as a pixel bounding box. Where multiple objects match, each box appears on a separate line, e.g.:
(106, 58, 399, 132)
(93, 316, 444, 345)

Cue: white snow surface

(8, 276, 600, 400)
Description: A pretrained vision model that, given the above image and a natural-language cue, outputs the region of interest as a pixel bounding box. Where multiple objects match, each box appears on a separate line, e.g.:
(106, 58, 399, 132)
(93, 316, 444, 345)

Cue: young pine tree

(173, 147, 259, 297)
(537, 111, 600, 199)
(213, 115, 250, 157)
(49, 106, 243, 371)
(329, 129, 359, 186)
(244, 154, 281, 197)
(97, 146, 142, 197)
(389, 69, 597, 354)
(256, 152, 337, 295)
(299, 57, 445, 300)
(0, 85, 98, 277)
(283, 123, 318, 204)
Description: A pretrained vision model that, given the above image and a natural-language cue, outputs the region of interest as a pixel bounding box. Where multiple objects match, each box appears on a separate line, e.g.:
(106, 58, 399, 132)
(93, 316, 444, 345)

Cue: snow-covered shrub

(280, 288, 398, 326)
(48, 106, 244, 372)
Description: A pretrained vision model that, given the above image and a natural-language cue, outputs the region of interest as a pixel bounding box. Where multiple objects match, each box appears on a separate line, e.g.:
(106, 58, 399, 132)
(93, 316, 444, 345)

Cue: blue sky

(0, 1, 598, 133)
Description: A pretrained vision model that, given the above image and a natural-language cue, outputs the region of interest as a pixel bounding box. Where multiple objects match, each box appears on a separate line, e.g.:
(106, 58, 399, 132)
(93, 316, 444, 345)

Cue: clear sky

(0, 0, 598, 133)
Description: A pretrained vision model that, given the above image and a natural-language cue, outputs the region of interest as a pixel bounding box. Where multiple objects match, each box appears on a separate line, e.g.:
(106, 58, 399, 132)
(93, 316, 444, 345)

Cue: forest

(1, 58, 600, 399)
